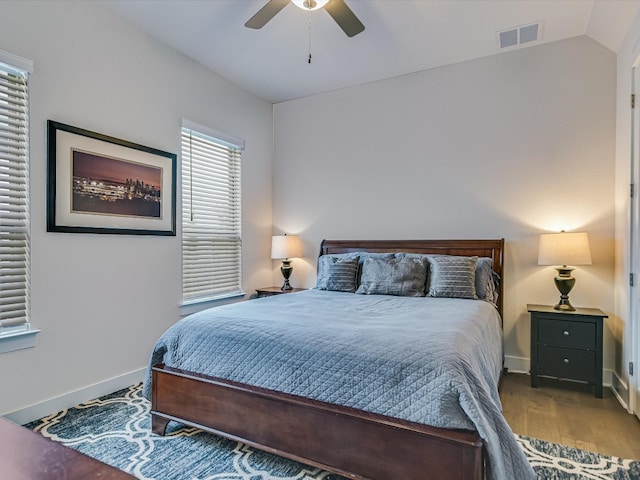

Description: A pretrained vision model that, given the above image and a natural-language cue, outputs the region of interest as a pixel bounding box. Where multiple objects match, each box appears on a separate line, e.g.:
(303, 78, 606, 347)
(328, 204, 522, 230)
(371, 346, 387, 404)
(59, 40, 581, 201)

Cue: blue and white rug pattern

(518, 435, 640, 480)
(25, 384, 640, 480)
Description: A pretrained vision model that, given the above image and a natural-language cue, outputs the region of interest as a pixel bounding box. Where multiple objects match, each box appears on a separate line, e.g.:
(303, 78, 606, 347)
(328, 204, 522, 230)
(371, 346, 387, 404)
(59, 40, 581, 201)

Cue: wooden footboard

(151, 364, 484, 480)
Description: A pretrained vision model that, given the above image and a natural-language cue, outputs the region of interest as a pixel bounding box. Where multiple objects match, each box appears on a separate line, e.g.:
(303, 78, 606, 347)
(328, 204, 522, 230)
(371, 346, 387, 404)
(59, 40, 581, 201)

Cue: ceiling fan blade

(324, 0, 365, 37)
(245, 0, 290, 29)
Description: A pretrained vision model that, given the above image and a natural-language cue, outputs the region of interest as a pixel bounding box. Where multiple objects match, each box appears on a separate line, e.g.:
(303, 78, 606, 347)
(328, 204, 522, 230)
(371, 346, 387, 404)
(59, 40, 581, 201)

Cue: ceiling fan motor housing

(292, 0, 329, 11)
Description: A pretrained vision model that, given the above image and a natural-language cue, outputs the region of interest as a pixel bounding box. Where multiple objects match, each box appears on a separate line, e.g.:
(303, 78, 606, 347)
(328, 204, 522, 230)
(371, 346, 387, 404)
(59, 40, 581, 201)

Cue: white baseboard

(610, 370, 631, 412)
(3, 367, 146, 425)
(504, 355, 529, 374)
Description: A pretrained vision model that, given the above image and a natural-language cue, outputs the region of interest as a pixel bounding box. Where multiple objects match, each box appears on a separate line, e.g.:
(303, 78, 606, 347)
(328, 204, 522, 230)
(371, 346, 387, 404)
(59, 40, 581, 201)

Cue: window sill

(0, 327, 41, 354)
(180, 292, 246, 317)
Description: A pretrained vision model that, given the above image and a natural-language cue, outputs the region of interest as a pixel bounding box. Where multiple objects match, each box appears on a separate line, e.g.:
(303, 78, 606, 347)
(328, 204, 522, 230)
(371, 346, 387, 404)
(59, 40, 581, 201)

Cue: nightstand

(528, 304, 607, 398)
(256, 286, 306, 298)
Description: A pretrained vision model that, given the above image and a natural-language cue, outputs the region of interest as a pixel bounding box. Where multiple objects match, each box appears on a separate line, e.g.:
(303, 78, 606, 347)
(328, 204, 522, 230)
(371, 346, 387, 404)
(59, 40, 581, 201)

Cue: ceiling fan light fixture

(292, 0, 329, 11)
(246, 0, 364, 38)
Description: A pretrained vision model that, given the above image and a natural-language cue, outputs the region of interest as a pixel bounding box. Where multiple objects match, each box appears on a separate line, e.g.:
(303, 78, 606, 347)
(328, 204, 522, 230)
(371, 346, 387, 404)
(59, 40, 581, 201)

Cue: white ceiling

(99, 0, 640, 104)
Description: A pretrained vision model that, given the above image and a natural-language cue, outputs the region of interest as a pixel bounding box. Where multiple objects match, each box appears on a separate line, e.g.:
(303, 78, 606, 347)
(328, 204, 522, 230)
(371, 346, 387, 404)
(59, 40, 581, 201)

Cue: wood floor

(500, 372, 640, 460)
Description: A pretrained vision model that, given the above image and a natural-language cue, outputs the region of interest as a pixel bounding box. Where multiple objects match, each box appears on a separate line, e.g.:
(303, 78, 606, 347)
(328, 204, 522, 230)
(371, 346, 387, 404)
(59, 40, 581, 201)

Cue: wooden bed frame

(151, 239, 505, 480)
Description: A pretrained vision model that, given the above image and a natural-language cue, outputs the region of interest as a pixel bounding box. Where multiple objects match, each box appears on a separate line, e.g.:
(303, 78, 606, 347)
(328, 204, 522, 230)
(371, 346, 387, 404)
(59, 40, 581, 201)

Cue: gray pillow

(475, 257, 501, 306)
(316, 255, 360, 292)
(485, 271, 500, 306)
(427, 255, 478, 299)
(356, 256, 428, 296)
(316, 252, 397, 284)
(475, 257, 494, 300)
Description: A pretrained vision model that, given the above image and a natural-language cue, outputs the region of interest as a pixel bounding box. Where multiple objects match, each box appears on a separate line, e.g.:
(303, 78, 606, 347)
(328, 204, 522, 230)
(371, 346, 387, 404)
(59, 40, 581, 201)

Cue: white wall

(0, 1, 273, 419)
(274, 36, 616, 375)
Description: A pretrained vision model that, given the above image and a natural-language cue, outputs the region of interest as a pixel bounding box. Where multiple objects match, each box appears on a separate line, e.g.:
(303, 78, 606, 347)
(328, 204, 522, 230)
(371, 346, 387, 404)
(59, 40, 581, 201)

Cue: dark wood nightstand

(256, 286, 306, 298)
(528, 304, 607, 398)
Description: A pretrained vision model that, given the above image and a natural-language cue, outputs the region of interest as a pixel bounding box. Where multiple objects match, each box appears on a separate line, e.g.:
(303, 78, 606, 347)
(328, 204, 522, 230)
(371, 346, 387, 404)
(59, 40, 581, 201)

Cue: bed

(145, 239, 535, 480)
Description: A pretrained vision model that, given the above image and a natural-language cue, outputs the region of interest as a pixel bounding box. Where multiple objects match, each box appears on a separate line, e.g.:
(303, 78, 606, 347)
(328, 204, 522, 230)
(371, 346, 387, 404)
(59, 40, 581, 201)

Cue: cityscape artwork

(47, 120, 176, 236)
(72, 150, 162, 218)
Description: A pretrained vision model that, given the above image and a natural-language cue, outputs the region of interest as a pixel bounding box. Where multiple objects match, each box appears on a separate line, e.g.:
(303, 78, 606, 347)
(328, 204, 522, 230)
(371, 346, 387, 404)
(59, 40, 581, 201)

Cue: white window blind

(0, 54, 30, 333)
(181, 124, 243, 303)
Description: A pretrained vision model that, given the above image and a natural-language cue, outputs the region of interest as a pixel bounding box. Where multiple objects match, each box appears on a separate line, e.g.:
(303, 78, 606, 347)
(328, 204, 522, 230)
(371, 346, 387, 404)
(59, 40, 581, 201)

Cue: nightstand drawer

(537, 318, 595, 349)
(537, 346, 596, 381)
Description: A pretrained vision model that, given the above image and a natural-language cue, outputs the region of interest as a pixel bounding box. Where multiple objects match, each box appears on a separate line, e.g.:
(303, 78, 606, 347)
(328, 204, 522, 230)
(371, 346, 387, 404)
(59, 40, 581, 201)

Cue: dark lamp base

(280, 259, 293, 291)
(554, 301, 576, 311)
(553, 266, 576, 312)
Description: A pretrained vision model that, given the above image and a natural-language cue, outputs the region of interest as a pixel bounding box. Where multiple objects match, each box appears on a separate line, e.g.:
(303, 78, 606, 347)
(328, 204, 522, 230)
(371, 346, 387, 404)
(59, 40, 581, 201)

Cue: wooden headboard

(319, 239, 505, 317)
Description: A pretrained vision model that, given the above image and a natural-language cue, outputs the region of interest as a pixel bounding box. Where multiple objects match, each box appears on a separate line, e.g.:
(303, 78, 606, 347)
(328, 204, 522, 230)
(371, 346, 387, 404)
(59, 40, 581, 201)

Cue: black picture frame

(47, 120, 177, 236)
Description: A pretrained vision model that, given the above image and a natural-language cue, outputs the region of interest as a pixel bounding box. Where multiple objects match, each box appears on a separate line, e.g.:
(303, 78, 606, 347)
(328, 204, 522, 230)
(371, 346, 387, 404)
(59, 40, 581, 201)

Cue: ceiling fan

(245, 0, 365, 38)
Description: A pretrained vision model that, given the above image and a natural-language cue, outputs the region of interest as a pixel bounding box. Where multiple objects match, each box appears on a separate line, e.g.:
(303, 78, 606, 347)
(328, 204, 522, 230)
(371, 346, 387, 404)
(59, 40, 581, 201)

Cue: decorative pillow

(475, 257, 494, 300)
(356, 256, 428, 297)
(315, 255, 360, 292)
(316, 252, 397, 284)
(485, 271, 500, 306)
(316, 252, 395, 264)
(427, 255, 478, 299)
(473, 257, 501, 306)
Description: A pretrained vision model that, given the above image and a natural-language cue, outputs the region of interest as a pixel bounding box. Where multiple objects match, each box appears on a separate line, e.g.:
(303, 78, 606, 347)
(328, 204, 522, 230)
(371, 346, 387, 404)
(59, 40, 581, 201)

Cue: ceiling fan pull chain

(308, 8, 312, 64)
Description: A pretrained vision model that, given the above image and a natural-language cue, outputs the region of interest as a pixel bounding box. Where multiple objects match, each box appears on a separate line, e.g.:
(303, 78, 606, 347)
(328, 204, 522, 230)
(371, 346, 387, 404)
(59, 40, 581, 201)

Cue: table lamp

(537, 231, 592, 311)
(271, 234, 303, 290)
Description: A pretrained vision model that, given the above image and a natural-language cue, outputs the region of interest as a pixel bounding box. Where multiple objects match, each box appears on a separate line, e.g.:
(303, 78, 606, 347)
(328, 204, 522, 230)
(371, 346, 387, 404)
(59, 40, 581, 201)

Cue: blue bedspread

(143, 289, 536, 480)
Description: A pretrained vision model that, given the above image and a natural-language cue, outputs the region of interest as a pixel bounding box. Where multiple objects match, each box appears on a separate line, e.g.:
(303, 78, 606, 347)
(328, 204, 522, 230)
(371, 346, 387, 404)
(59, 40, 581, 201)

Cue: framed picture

(47, 120, 177, 235)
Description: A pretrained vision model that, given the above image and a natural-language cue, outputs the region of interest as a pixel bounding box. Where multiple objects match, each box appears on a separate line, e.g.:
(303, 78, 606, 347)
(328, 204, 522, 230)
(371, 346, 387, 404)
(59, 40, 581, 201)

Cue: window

(0, 50, 33, 345)
(181, 121, 244, 303)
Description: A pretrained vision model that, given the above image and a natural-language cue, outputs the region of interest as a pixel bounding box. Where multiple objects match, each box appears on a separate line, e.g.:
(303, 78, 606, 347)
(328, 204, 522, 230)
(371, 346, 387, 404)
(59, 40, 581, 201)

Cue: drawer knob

(563, 358, 570, 364)
(563, 330, 570, 336)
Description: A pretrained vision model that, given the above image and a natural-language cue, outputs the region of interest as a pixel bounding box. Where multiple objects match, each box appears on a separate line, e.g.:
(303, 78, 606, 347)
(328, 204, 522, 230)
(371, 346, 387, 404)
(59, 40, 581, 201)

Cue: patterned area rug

(24, 384, 640, 480)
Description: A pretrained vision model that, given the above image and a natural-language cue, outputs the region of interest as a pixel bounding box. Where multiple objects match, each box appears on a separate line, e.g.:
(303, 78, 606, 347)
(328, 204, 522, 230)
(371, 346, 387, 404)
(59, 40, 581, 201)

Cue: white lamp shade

(538, 231, 592, 266)
(271, 235, 303, 259)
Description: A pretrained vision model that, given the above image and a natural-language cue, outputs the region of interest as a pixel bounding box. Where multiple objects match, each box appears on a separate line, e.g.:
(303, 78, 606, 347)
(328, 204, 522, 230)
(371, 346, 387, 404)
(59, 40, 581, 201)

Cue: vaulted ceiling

(99, 0, 640, 103)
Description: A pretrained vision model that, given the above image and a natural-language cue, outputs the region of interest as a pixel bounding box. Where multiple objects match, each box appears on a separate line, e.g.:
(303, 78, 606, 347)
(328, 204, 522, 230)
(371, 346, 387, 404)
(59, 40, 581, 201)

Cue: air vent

(497, 22, 542, 49)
